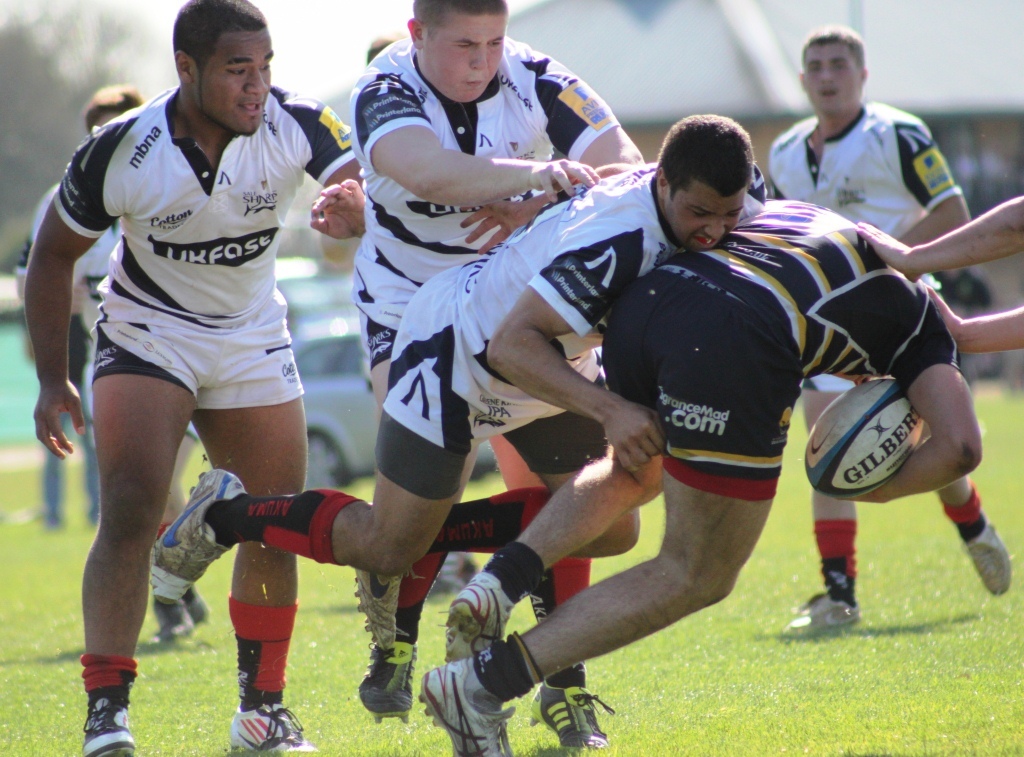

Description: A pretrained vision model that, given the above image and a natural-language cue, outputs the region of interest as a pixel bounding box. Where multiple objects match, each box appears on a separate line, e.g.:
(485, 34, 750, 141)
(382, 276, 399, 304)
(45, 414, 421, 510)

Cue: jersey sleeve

(273, 89, 355, 184)
(56, 123, 129, 238)
(352, 73, 432, 161)
(893, 121, 962, 210)
(530, 58, 620, 161)
(529, 227, 647, 337)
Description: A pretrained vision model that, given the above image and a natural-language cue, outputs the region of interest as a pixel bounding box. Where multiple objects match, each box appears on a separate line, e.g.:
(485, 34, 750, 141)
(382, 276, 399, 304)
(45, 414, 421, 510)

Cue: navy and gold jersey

(664, 200, 955, 386)
(768, 103, 962, 237)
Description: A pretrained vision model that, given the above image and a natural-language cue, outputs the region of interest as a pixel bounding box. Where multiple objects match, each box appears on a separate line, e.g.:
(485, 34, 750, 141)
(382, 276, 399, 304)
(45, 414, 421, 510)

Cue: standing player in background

(769, 25, 1009, 632)
(24, 1, 362, 754)
(334, 0, 644, 742)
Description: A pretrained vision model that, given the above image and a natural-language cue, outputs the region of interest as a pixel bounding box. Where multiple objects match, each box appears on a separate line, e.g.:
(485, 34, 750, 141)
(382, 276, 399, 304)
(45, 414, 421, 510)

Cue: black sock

(237, 637, 283, 710)
(956, 512, 987, 543)
(544, 663, 587, 690)
(474, 635, 538, 702)
(483, 542, 545, 603)
(87, 683, 132, 709)
(527, 569, 586, 689)
(205, 490, 329, 548)
(395, 603, 425, 646)
(822, 558, 856, 607)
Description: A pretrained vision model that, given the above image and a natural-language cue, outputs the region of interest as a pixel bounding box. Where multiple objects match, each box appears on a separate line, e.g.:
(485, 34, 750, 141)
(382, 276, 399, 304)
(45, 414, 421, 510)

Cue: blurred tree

(0, 7, 150, 272)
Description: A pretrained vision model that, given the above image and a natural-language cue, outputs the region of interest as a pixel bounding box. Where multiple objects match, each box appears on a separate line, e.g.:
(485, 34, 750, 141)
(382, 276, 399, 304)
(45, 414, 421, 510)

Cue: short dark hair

(657, 115, 753, 197)
(802, 25, 865, 69)
(413, 0, 508, 28)
(173, 0, 267, 68)
(82, 84, 144, 131)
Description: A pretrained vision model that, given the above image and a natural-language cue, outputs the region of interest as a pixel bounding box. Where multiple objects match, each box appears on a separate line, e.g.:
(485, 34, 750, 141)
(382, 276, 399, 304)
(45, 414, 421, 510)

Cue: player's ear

(408, 18, 426, 48)
(175, 50, 198, 85)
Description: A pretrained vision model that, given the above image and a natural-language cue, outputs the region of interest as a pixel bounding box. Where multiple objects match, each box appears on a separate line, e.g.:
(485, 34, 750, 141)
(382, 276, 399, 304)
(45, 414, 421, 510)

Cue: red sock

(230, 597, 297, 702)
(815, 519, 857, 578)
(81, 654, 138, 697)
(549, 556, 592, 604)
(942, 484, 982, 524)
(257, 490, 360, 564)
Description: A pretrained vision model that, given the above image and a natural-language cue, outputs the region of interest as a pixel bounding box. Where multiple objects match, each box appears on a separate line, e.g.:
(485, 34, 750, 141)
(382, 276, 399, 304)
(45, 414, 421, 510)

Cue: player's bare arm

(897, 194, 970, 246)
(929, 288, 1024, 354)
(371, 124, 598, 206)
(24, 202, 97, 457)
(860, 196, 1024, 280)
(489, 288, 664, 471)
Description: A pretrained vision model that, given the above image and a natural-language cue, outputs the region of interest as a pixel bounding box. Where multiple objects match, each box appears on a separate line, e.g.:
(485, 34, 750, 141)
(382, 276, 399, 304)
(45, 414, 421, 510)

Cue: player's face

(410, 11, 507, 102)
(801, 43, 866, 121)
(657, 172, 747, 252)
(190, 28, 273, 136)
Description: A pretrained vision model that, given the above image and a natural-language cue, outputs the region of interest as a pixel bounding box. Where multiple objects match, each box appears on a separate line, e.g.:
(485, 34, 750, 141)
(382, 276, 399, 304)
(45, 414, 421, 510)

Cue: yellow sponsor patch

(319, 107, 352, 152)
(557, 82, 611, 131)
(913, 147, 954, 197)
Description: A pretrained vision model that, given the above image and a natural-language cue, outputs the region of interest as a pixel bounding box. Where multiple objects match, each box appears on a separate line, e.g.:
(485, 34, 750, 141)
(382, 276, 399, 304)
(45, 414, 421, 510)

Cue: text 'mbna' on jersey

(55, 86, 354, 328)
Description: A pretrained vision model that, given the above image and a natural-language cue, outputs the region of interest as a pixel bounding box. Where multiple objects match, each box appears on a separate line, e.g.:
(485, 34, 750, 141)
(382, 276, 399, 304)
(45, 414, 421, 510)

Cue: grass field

(1, 394, 1022, 756)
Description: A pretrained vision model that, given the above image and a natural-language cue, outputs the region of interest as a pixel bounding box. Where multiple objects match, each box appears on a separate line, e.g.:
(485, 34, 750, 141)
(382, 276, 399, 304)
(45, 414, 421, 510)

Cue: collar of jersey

(412, 54, 501, 105)
(821, 105, 866, 144)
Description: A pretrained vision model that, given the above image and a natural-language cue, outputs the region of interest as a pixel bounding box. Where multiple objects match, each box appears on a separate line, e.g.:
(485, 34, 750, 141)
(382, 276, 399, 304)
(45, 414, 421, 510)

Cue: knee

(657, 556, 741, 619)
(581, 510, 641, 557)
(363, 546, 421, 578)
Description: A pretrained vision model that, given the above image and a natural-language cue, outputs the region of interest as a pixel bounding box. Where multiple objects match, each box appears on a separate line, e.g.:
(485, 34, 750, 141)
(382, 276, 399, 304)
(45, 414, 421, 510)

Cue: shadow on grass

(21, 637, 220, 666)
(764, 612, 979, 644)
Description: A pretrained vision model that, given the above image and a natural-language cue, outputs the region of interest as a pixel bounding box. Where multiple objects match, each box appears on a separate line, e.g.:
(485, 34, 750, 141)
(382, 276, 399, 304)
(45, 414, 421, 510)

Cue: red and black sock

(942, 484, 986, 542)
(815, 519, 857, 606)
(230, 597, 297, 711)
(394, 552, 448, 645)
(82, 654, 137, 708)
(205, 490, 361, 564)
(530, 556, 591, 689)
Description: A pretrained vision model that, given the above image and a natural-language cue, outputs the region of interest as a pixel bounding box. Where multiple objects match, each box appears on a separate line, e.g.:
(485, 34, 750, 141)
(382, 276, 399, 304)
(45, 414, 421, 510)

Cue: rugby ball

(805, 378, 923, 497)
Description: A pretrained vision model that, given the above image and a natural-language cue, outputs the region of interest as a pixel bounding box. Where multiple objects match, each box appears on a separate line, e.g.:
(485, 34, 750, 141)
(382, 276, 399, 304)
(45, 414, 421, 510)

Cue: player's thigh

(91, 373, 196, 524)
(661, 475, 772, 593)
(192, 398, 308, 495)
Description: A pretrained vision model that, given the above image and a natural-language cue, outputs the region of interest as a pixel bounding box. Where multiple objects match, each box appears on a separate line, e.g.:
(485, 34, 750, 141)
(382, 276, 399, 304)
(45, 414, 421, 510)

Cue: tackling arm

(489, 288, 664, 470)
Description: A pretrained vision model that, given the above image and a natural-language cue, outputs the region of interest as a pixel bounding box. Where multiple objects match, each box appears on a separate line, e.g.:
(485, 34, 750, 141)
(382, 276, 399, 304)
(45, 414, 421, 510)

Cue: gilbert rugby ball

(805, 378, 923, 497)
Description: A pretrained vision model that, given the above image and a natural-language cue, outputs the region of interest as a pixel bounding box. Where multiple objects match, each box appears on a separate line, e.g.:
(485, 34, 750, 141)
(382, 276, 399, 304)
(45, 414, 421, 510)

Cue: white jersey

(385, 167, 726, 447)
(768, 102, 962, 237)
(350, 37, 621, 328)
(55, 86, 354, 329)
(18, 185, 116, 328)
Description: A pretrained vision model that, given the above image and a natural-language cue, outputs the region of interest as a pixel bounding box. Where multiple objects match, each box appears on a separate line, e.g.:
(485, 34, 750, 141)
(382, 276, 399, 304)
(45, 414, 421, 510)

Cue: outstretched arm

(859, 196, 1024, 280)
(929, 288, 1024, 353)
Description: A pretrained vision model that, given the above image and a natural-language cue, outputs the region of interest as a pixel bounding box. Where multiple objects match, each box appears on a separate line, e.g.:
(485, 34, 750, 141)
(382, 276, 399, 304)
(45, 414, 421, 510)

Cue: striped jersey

(769, 103, 962, 237)
(55, 86, 354, 328)
(350, 36, 621, 292)
(668, 200, 936, 379)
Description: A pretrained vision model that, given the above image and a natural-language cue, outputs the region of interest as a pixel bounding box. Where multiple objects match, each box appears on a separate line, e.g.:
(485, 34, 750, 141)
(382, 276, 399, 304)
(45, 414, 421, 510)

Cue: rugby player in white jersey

(24, 1, 363, 754)
(151, 115, 763, 749)
(768, 25, 1009, 631)
(420, 197, 986, 757)
(321, 0, 645, 738)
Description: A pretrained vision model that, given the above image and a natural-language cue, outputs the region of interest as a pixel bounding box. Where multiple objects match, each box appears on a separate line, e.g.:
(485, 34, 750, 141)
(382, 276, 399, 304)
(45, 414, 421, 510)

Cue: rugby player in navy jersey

(152, 115, 762, 749)
(317, 0, 645, 738)
(419, 198, 985, 757)
(24, 1, 363, 753)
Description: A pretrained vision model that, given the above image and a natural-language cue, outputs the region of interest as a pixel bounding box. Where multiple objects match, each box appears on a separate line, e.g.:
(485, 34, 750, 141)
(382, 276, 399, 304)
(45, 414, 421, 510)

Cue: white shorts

(352, 237, 422, 334)
(802, 374, 856, 394)
(381, 273, 601, 454)
(94, 289, 302, 410)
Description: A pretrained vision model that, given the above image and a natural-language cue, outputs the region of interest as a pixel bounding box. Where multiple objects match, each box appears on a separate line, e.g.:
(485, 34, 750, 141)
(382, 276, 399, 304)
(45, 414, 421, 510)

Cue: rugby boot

(530, 684, 613, 749)
(965, 522, 1012, 595)
(445, 571, 515, 662)
(421, 658, 514, 757)
(229, 704, 316, 752)
(359, 641, 416, 723)
(151, 469, 244, 603)
(83, 698, 134, 757)
(354, 569, 400, 651)
(785, 592, 860, 632)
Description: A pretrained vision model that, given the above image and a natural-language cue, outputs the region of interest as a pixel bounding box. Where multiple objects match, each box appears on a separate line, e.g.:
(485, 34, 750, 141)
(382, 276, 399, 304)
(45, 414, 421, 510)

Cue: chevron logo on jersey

(913, 147, 954, 196)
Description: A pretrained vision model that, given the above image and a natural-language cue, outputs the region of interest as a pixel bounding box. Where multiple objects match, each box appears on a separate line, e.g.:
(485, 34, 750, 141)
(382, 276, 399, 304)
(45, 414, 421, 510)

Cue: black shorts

(603, 268, 803, 500)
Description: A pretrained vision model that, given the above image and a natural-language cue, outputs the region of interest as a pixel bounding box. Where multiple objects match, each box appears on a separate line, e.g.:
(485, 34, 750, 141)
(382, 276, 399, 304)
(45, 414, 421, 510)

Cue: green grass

(1, 393, 1023, 755)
